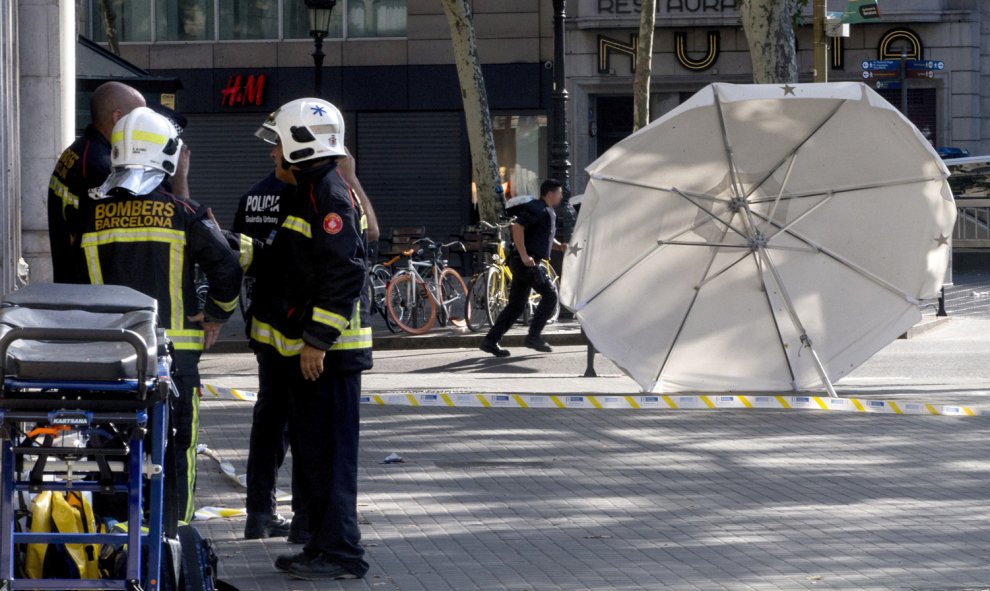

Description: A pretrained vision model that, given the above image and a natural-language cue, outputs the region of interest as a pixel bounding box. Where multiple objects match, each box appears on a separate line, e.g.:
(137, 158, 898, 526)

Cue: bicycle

(368, 251, 407, 334)
(466, 220, 560, 332)
(385, 238, 469, 335)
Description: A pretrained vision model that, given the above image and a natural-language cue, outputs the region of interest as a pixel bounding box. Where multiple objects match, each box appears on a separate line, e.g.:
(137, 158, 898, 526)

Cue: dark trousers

(171, 350, 201, 524)
(486, 256, 559, 344)
(290, 368, 368, 576)
(246, 348, 300, 518)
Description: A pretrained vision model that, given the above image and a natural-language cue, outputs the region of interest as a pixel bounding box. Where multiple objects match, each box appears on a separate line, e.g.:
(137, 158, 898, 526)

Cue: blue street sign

(862, 60, 899, 71)
(906, 59, 945, 71)
(874, 80, 901, 90)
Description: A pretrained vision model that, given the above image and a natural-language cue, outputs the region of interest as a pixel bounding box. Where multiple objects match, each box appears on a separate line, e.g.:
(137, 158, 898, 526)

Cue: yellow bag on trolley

(24, 491, 101, 579)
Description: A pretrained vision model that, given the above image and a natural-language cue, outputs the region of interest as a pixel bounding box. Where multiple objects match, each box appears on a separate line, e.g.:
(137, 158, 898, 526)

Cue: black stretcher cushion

(0, 284, 160, 382)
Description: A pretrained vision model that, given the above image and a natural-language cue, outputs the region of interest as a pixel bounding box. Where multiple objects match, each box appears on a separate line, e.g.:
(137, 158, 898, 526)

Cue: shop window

(90, 0, 152, 43)
(474, 115, 547, 204)
(219, 0, 278, 40)
(347, 0, 406, 38)
(283, 0, 344, 40)
(156, 0, 214, 41)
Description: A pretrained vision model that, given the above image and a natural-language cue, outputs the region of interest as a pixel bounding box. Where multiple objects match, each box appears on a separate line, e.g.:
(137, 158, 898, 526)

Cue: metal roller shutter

(181, 113, 274, 227)
(356, 112, 470, 242)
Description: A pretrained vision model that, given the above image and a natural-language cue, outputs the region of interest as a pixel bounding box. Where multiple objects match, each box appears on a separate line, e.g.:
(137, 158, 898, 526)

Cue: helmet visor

(255, 124, 279, 145)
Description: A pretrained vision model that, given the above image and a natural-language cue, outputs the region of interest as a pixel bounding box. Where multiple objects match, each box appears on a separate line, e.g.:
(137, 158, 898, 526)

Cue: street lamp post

(306, 0, 336, 97)
(550, 0, 576, 241)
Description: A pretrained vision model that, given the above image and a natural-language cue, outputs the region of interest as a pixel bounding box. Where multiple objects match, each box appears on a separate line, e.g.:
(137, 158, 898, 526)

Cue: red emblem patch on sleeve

(323, 212, 343, 235)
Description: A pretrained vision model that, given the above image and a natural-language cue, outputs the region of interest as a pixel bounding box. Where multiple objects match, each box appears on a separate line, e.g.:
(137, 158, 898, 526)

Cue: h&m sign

(597, 0, 736, 15)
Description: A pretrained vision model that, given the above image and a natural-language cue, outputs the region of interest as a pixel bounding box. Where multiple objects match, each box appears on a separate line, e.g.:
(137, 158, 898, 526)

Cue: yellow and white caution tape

(201, 384, 984, 417)
(195, 444, 291, 522)
(193, 506, 247, 522)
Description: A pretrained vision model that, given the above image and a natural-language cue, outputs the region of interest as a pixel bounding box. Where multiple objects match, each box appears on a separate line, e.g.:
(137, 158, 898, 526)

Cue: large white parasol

(561, 82, 956, 395)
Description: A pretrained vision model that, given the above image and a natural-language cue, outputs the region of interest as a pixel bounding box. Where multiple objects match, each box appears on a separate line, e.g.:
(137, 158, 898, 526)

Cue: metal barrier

(954, 199, 990, 250)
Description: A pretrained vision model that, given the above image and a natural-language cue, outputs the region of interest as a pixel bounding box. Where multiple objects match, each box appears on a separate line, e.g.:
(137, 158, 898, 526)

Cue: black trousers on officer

(171, 350, 201, 524)
(486, 255, 559, 344)
(289, 367, 368, 577)
(246, 348, 302, 519)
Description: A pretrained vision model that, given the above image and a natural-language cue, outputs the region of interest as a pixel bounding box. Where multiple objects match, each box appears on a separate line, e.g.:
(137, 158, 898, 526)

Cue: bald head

(91, 82, 146, 140)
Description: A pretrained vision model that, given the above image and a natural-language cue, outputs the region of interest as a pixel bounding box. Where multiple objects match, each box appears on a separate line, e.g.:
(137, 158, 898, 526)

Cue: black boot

(244, 512, 292, 539)
(480, 339, 511, 358)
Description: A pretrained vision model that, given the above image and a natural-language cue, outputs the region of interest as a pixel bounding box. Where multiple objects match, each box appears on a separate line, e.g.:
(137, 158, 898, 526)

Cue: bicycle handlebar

(479, 220, 512, 230)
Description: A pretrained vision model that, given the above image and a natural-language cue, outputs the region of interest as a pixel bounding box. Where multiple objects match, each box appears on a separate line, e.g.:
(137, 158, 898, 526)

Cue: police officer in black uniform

(251, 98, 372, 580)
(481, 179, 567, 357)
(233, 170, 301, 540)
(48, 82, 146, 283)
(80, 107, 243, 527)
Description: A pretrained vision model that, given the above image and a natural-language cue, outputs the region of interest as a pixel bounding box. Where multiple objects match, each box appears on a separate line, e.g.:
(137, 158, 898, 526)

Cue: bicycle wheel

(369, 265, 398, 333)
(466, 273, 489, 332)
(385, 273, 436, 335)
(485, 266, 508, 327)
(544, 261, 561, 324)
(438, 267, 469, 328)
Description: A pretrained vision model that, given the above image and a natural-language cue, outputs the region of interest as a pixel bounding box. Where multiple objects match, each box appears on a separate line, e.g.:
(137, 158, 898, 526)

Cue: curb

(900, 316, 950, 339)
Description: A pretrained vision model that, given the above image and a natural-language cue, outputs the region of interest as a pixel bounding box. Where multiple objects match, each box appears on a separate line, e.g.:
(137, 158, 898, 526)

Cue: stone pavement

(193, 311, 990, 590)
(195, 401, 990, 591)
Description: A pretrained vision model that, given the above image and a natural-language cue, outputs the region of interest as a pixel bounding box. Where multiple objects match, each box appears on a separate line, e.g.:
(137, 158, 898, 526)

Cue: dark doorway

(876, 87, 937, 145)
(595, 95, 634, 156)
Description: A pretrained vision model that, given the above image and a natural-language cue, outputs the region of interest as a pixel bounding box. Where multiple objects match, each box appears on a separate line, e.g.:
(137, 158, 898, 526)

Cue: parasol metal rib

(652, 219, 735, 389)
(658, 240, 750, 248)
(761, 153, 799, 235)
(748, 175, 942, 204)
(672, 188, 749, 240)
(764, 190, 837, 243)
(742, 99, 847, 204)
(694, 250, 752, 291)
(748, 208, 922, 306)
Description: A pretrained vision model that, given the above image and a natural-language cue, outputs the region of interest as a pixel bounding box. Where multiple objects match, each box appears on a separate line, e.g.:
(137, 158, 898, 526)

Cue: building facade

(566, 0, 990, 192)
(87, 0, 557, 241)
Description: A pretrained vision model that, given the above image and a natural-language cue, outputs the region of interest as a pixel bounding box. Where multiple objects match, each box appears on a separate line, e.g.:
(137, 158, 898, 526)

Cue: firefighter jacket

(48, 125, 111, 284)
(79, 186, 243, 352)
(249, 161, 373, 373)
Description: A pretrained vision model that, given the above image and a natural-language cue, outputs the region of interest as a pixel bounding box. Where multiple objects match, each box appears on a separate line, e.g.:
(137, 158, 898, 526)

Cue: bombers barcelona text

(94, 200, 176, 230)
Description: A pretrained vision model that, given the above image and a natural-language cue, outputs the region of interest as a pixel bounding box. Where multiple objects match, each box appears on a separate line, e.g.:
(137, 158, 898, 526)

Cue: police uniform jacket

(80, 186, 243, 352)
(249, 160, 373, 374)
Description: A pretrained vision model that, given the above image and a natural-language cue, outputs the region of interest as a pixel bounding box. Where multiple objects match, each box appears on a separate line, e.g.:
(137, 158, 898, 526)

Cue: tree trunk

(99, 0, 121, 55)
(738, 0, 798, 84)
(440, 0, 503, 224)
(632, 0, 656, 132)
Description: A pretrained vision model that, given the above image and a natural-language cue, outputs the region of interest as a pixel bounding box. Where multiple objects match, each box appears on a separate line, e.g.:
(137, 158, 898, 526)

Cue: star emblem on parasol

(569, 243, 584, 256)
(934, 234, 949, 246)
(781, 85, 796, 96)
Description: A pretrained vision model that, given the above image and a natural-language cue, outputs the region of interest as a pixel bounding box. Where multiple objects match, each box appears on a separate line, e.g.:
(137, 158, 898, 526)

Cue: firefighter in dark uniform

(232, 170, 301, 541)
(251, 98, 372, 580)
(48, 82, 146, 283)
(80, 107, 243, 526)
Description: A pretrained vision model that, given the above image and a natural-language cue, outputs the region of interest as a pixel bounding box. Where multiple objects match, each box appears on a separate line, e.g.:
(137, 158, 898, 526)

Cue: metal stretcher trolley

(0, 284, 170, 591)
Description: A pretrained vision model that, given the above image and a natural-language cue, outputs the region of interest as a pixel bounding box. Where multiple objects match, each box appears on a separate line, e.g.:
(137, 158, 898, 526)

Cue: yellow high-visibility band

(111, 130, 168, 145)
(312, 307, 349, 332)
(282, 216, 312, 239)
(211, 297, 239, 313)
(250, 319, 304, 356)
(238, 233, 254, 271)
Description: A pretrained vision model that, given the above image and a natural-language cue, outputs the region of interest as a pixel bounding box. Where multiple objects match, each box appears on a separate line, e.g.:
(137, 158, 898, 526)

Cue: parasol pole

(755, 245, 839, 398)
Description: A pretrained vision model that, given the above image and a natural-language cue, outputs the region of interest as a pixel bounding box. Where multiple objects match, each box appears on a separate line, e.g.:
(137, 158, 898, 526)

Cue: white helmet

(99, 106, 182, 197)
(255, 98, 346, 163)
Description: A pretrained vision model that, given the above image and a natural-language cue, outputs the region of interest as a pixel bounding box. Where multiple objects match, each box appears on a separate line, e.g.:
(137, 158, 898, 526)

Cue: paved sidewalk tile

(195, 401, 990, 591)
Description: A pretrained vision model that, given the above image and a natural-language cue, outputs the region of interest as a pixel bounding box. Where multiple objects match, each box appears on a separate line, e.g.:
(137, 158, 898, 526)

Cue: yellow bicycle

(466, 221, 560, 332)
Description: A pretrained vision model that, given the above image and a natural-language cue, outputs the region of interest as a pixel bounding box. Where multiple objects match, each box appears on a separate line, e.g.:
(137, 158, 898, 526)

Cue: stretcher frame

(0, 326, 169, 591)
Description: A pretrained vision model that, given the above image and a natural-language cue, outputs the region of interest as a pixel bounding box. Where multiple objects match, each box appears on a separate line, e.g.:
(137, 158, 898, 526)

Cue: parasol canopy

(561, 82, 956, 394)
